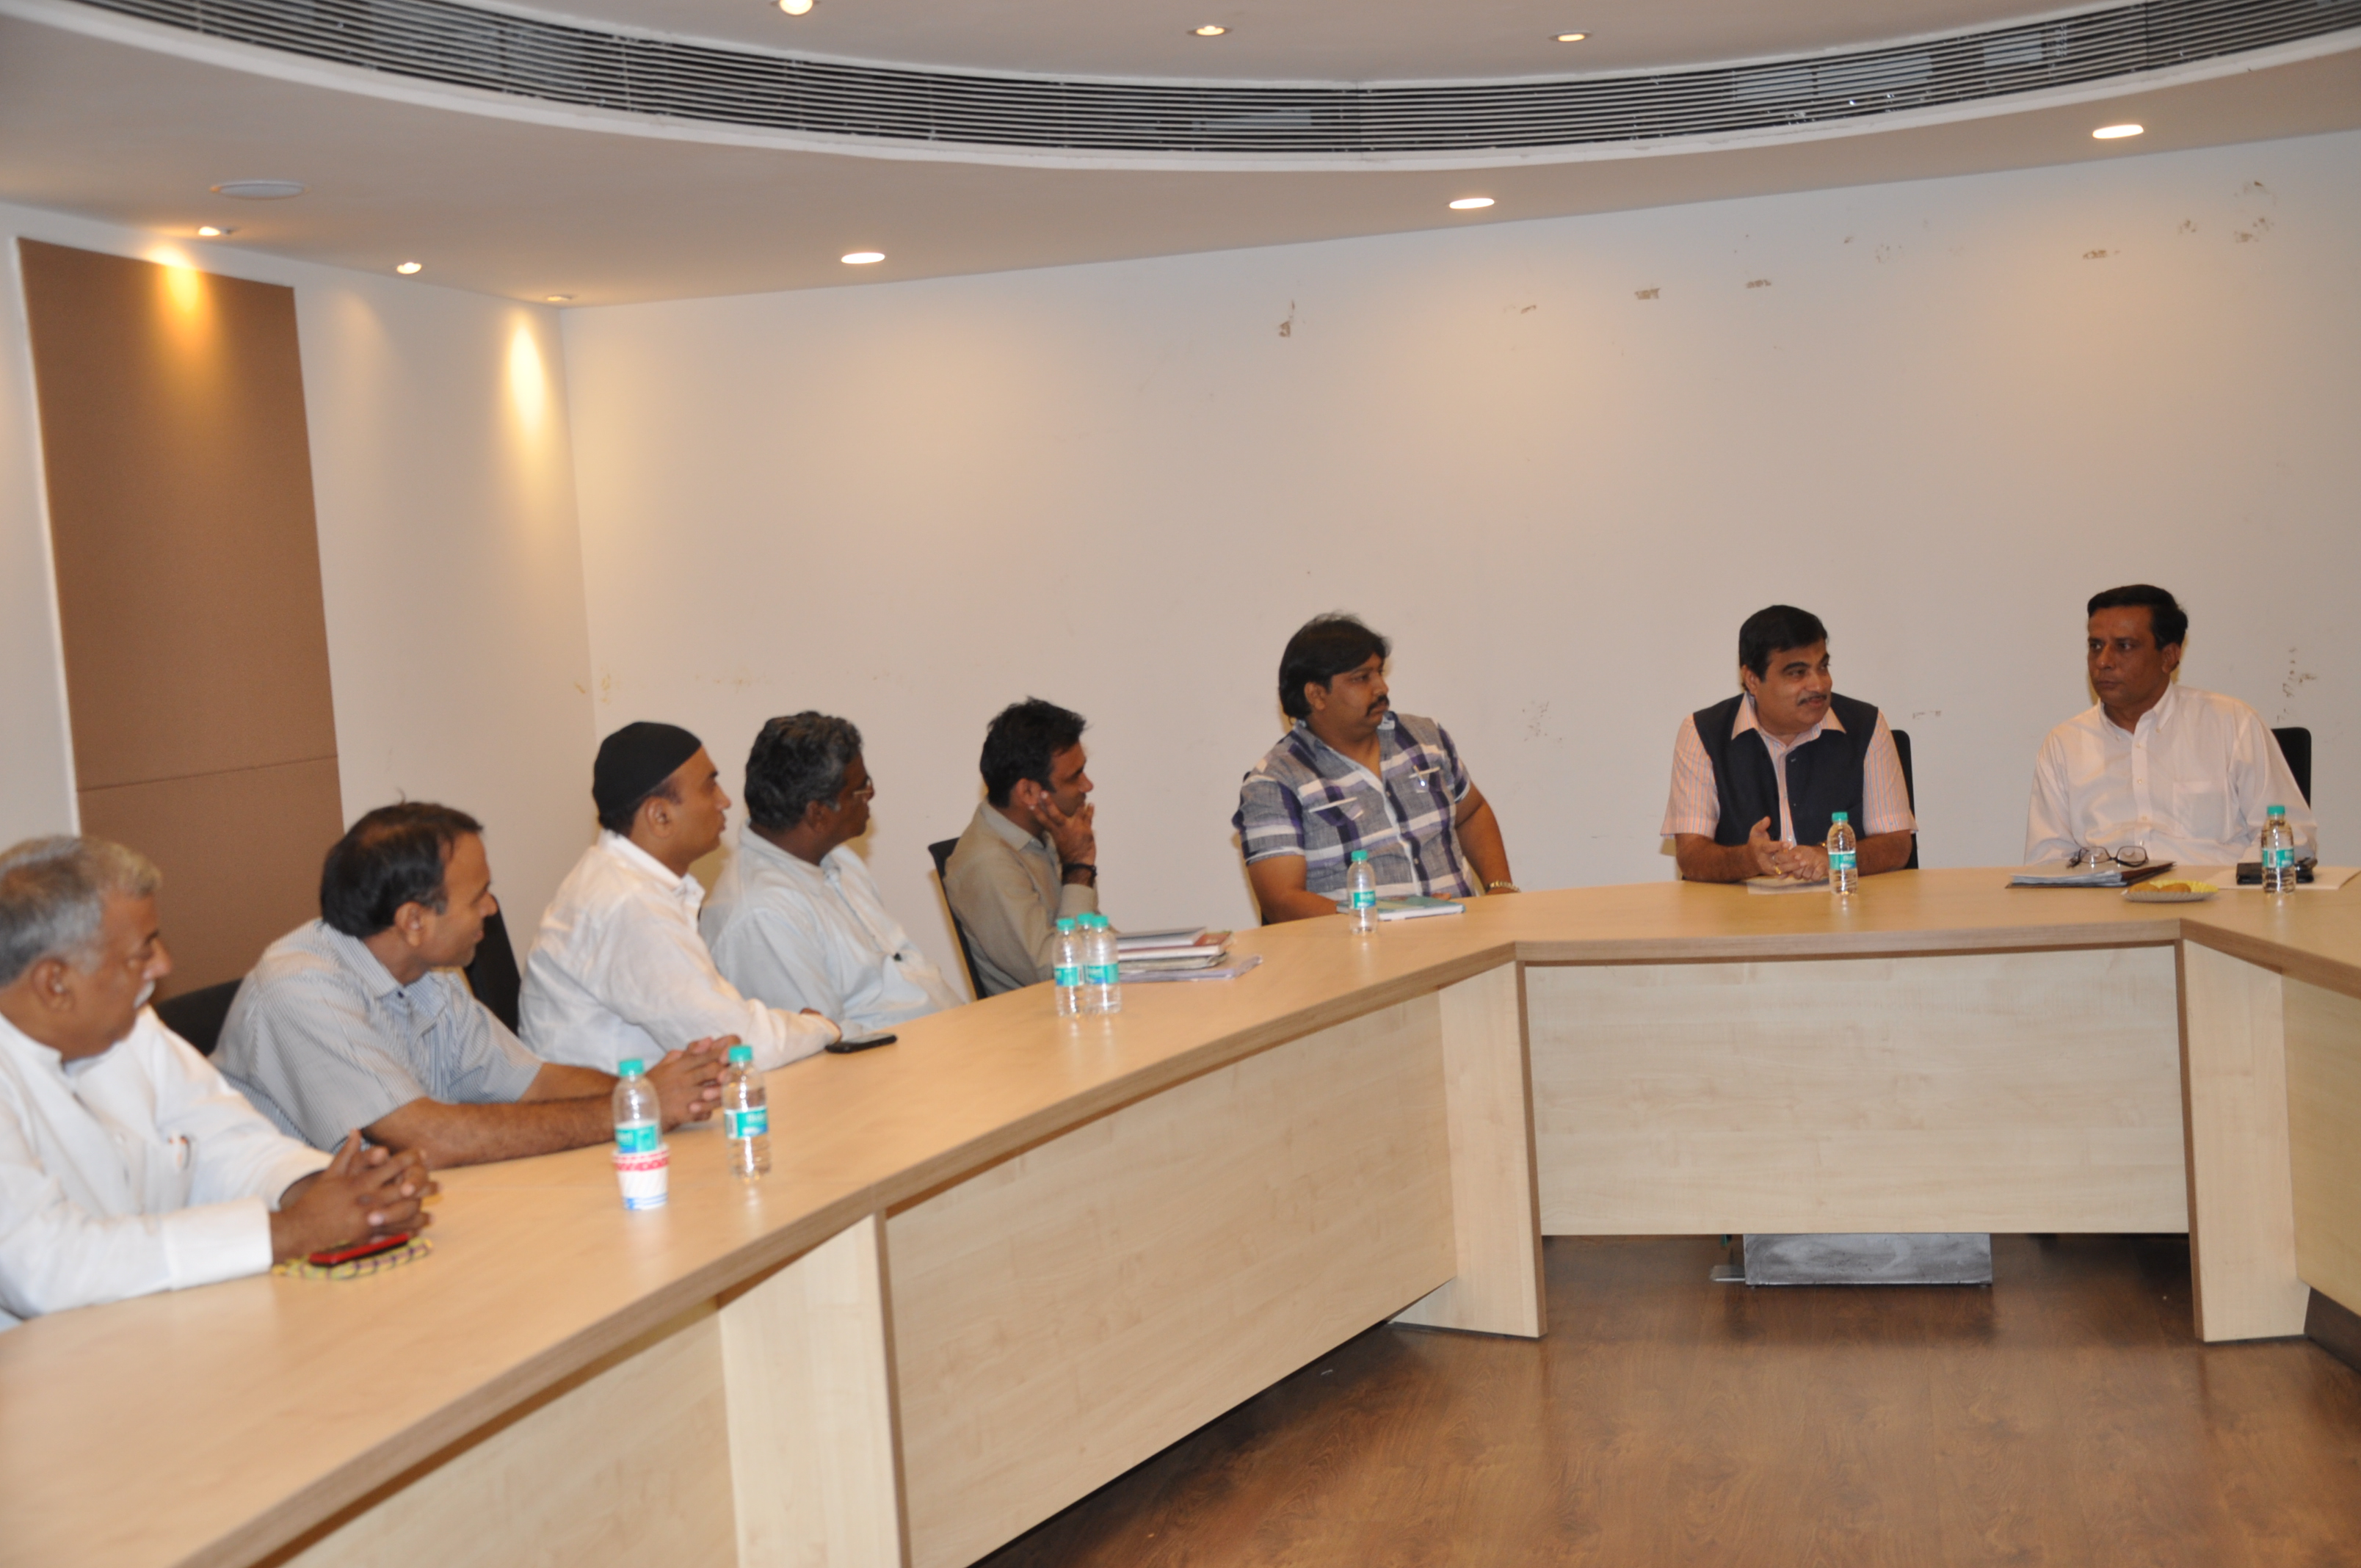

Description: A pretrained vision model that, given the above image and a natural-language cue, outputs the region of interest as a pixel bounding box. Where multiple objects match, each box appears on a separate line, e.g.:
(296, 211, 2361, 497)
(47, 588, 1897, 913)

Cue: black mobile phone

(825, 1031, 897, 1054)
(2235, 860, 2316, 885)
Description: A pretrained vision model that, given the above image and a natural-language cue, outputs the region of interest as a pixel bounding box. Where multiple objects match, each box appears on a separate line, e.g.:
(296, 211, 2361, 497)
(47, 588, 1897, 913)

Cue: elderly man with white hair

(0, 836, 434, 1329)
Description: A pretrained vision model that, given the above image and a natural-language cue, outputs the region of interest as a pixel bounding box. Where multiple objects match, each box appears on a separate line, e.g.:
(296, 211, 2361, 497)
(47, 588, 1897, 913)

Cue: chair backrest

(464, 906, 523, 1034)
(928, 837, 993, 1000)
(1890, 727, 1921, 871)
(2273, 727, 2313, 807)
(153, 977, 244, 1057)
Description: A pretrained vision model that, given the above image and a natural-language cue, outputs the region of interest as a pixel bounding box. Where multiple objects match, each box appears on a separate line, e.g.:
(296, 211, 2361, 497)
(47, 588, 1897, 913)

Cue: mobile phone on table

(2235, 859, 2315, 885)
(826, 1031, 896, 1054)
(307, 1232, 413, 1267)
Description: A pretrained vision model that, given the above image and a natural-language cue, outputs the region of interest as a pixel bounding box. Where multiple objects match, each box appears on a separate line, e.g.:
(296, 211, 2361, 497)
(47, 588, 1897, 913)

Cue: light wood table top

(4, 869, 2356, 1568)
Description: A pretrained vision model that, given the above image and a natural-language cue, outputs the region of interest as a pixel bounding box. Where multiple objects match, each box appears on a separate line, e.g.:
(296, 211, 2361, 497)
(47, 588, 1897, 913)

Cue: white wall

(565, 130, 2361, 989)
(0, 201, 598, 940)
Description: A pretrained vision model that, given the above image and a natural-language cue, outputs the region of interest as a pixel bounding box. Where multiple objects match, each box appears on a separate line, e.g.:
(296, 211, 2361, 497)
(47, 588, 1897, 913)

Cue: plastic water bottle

(612, 1057, 661, 1155)
(722, 1044, 771, 1180)
(1081, 912, 1123, 1015)
(2261, 805, 2299, 893)
(1826, 811, 1859, 896)
(1053, 917, 1085, 1017)
(1347, 849, 1379, 934)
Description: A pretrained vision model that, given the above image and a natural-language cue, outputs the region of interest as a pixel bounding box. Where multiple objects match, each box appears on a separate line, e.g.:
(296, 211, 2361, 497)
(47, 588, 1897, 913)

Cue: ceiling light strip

(68, 0, 2360, 154)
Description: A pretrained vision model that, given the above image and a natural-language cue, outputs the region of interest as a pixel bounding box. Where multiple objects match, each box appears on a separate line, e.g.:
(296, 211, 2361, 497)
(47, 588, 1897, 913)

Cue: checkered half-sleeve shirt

(1233, 714, 1477, 901)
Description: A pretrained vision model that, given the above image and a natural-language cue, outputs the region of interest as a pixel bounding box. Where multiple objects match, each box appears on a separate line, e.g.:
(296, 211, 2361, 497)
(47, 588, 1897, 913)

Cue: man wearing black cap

(521, 722, 841, 1072)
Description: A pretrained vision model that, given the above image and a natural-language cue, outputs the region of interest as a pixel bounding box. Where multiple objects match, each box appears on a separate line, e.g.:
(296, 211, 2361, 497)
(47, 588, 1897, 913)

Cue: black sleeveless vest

(1692, 692, 1881, 849)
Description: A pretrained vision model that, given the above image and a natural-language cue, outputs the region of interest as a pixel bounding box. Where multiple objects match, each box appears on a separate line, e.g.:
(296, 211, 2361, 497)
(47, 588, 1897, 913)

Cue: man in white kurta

(703, 714, 961, 1035)
(2025, 586, 2316, 867)
(522, 723, 839, 1073)
(0, 837, 432, 1329)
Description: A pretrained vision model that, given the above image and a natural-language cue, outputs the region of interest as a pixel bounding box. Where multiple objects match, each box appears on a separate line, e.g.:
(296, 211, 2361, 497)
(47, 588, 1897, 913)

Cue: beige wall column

(2180, 940, 2309, 1341)
(1394, 961, 1545, 1337)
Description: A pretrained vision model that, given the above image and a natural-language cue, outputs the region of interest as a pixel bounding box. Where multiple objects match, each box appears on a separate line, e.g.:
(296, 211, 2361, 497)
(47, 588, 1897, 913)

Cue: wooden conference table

(4, 869, 2358, 1568)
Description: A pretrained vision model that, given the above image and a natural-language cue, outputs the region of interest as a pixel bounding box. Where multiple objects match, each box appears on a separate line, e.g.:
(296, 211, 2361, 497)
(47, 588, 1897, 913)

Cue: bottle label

(725, 1105, 769, 1141)
(1054, 962, 1081, 987)
(1829, 850, 1857, 876)
(615, 1119, 660, 1155)
(1085, 962, 1120, 985)
(1350, 888, 1376, 911)
(2264, 844, 2293, 870)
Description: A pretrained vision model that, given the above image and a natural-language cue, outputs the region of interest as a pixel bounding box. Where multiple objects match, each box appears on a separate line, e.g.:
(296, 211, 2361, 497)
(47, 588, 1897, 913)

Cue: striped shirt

(1234, 714, 1477, 901)
(215, 921, 544, 1150)
(1661, 697, 1917, 843)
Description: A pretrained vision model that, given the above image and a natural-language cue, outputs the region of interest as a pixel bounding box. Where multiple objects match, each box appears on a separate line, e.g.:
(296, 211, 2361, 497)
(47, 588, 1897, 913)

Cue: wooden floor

(976, 1235, 2361, 1568)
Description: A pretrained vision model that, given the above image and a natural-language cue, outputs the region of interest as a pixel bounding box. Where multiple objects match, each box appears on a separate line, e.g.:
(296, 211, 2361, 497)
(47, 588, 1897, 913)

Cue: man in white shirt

(219, 803, 726, 1166)
(2026, 584, 2317, 867)
(705, 714, 961, 1034)
(523, 722, 841, 1073)
(0, 836, 432, 1329)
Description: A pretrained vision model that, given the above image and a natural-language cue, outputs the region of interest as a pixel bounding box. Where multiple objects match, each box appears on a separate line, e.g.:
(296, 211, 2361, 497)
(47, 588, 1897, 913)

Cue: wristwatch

(1486, 880, 1520, 893)
(1063, 863, 1097, 885)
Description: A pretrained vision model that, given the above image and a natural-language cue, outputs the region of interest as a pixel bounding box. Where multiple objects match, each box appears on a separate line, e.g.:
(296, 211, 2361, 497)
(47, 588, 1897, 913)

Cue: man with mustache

(2025, 584, 2314, 867)
(0, 836, 432, 1328)
(1662, 604, 1917, 882)
(1236, 613, 1517, 923)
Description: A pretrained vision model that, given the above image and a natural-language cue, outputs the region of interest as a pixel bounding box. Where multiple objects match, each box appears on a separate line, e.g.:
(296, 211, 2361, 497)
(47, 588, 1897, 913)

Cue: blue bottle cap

(618, 1058, 645, 1077)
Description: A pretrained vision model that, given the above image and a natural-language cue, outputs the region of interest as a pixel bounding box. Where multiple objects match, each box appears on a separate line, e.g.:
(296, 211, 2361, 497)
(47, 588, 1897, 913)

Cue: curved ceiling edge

(14, 0, 2361, 170)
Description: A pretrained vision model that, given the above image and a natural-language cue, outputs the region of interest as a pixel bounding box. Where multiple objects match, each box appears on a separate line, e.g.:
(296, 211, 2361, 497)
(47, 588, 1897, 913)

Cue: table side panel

(885, 997, 1457, 1568)
(270, 1305, 735, 1568)
(2285, 978, 2361, 1319)
(720, 1214, 905, 1568)
(1393, 962, 1545, 1337)
(2180, 942, 2310, 1340)
(1530, 948, 2188, 1235)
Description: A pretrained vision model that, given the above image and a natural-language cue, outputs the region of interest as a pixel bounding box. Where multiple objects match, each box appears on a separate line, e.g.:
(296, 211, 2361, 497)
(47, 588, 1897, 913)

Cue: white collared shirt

(703, 832, 960, 1036)
(2025, 683, 2318, 866)
(521, 832, 838, 1073)
(0, 1008, 330, 1330)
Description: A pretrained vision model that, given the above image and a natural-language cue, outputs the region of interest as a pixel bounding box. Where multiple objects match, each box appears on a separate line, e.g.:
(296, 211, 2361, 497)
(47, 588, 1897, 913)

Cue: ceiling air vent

(73, 0, 2361, 156)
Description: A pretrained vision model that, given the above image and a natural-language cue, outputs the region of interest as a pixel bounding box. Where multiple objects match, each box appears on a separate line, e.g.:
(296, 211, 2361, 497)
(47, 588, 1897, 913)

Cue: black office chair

(465, 906, 523, 1034)
(1890, 727, 1921, 871)
(927, 838, 994, 1000)
(153, 978, 243, 1057)
(2273, 727, 2313, 807)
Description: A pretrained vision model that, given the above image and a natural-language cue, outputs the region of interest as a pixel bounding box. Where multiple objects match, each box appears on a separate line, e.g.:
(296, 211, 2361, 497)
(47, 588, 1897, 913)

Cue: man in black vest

(1661, 605, 1917, 882)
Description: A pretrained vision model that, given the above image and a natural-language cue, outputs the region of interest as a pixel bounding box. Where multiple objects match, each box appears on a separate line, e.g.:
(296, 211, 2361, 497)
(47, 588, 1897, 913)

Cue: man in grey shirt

(943, 700, 1101, 997)
(217, 804, 724, 1168)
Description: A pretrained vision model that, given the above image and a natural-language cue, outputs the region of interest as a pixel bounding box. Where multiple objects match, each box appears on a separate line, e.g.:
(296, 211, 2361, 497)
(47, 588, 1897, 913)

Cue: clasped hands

(1745, 816, 1828, 882)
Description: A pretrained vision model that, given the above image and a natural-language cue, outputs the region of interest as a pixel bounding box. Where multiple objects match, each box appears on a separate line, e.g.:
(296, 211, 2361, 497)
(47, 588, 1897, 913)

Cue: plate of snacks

(2125, 879, 2219, 903)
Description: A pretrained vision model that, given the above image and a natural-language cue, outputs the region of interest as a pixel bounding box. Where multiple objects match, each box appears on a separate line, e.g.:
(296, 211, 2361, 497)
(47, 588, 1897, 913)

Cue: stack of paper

(1117, 927, 1236, 978)
(2008, 861, 2175, 888)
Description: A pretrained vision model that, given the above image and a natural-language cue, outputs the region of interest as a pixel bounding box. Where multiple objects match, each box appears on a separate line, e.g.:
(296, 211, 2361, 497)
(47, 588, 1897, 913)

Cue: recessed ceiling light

(777, 0, 813, 13)
(396, 261, 424, 275)
(2092, 123, 2144, 139)
(195, 225, 235, 238)
(1192, 24, 1227, 36)
(1554, 32, 1588, 42)
(545, 294, 575, 302)
(841, 251, 885, 265)
(1449, 197, 1495, 211)
(209, 179, 305, 199)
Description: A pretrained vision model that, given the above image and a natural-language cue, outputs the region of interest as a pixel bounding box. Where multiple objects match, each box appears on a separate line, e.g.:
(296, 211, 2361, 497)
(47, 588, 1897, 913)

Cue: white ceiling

(1, 2, 2357, 303)
(523, 0, 2106, 82)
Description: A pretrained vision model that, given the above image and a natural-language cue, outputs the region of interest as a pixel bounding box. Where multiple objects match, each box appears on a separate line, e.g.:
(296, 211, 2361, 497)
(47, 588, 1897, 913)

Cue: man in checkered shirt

(1233, 614, 1519, 923)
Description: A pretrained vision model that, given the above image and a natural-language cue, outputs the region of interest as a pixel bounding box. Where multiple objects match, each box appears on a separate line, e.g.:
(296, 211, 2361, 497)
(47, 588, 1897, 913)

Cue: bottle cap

(727, 1045, 754, 1066)
(2268, 804, 2287, 816)
(618, 1058, 645, 1078)
(1831, 811, 1849, 824)
(1350, 849, 1369, 863)
(1056, 917, 1076, 932)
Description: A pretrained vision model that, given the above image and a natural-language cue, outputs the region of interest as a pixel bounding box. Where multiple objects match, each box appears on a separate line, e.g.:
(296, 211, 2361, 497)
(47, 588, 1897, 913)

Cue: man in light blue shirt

(705, 714, 961, 1033)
